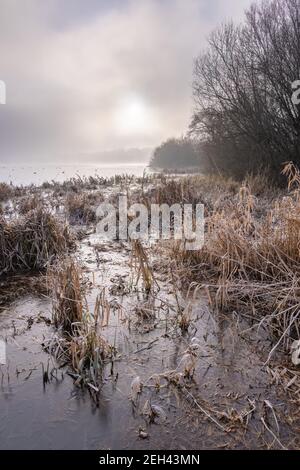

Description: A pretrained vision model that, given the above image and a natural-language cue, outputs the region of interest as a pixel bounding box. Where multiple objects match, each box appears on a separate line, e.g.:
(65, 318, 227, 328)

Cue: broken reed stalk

(132, 239, 156, 293)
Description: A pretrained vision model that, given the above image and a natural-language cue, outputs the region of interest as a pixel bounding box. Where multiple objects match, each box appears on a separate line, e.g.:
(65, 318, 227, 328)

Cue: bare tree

(191, 0, 300, 180)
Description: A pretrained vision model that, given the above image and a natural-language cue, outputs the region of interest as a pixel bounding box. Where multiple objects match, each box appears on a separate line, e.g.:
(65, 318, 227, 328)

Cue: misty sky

(0, 0, 253, 164)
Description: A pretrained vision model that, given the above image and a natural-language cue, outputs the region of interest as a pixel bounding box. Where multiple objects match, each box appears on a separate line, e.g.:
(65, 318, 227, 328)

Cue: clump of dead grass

(0, 208, 74, 277)
(66, 192, 96, 225)
(18, 194, 44, 215)
(48, 258, 84, 333)
(47, 258, 114, 397)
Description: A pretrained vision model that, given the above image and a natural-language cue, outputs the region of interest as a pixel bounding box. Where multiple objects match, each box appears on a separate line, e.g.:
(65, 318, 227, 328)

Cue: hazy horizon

(0, 0, 252, 164)
(0, 146, 153, 166)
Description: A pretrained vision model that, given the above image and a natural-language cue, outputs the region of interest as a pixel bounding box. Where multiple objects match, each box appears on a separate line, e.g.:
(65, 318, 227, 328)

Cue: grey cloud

(0, 0, 253, 163)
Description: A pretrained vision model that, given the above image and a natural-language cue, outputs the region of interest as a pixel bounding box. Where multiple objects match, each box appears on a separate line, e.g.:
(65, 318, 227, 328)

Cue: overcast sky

(0, 0, 253, 164)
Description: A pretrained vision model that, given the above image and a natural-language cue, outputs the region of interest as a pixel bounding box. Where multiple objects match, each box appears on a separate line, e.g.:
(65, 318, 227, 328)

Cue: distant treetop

(150, 138, 199, 170)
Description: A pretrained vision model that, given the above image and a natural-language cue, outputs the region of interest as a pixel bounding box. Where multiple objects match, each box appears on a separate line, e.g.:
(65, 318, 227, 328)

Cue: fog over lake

(0, 163, 146, 186)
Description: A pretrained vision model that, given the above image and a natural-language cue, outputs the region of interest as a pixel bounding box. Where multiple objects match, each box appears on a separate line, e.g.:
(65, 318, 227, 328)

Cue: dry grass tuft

(47, 258, 114, 395)
(18, 194, 44, 214)
(0, 208, 74, 277)
(48, 258, 84, 333)
(66, 192, 96, 225)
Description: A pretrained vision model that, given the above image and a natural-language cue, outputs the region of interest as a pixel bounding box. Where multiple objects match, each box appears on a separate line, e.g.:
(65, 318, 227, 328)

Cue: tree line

(150, 0, 300, 182)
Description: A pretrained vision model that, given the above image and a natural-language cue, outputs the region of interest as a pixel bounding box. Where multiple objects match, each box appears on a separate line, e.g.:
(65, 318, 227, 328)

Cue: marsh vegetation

(0, 167, 300, 450)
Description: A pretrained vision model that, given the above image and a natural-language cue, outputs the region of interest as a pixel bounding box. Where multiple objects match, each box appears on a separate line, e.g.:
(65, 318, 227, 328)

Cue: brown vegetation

(0, 208, 74, 277)
(0, 182, 13, 202)
(18, 194, 44, 214)
(170, 164, 300, 356)
(49, 258, 84, 333)
(47, 258, 114, 396)
(66, 192, 97, 224)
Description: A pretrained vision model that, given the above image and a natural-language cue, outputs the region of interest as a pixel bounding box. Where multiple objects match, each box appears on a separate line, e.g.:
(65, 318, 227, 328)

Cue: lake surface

(0, 163, 147, 186)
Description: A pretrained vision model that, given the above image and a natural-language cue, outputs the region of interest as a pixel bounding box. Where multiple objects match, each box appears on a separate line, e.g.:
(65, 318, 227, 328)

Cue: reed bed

(43, 174, 112, 192)
(144, 174, 240, 213)
(170, 164, 300, 356)
(0, 208, 74, 277)
(42, 173, 157, 194)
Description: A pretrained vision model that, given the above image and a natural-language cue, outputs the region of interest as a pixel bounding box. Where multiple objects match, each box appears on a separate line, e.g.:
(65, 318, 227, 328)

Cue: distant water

(0, 163, 147, 186)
